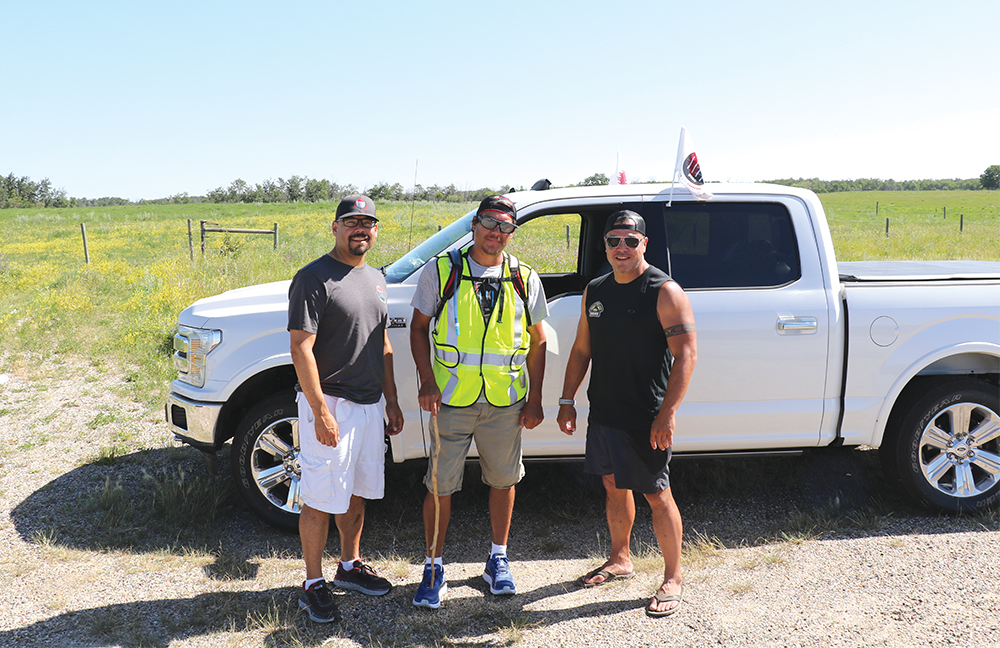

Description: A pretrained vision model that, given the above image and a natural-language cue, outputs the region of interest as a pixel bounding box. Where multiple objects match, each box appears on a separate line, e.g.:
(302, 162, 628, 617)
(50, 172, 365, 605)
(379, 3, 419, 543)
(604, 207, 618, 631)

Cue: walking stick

(430, 411, 441, 583)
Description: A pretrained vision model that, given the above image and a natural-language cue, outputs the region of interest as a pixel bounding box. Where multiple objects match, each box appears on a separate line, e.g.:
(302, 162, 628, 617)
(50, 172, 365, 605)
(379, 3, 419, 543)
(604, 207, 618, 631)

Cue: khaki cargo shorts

(423, 401, 525, 495)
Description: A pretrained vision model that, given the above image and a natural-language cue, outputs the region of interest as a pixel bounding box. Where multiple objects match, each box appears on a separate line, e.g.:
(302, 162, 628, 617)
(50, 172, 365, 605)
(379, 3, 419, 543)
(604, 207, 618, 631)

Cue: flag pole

(668, 128, 682, 208)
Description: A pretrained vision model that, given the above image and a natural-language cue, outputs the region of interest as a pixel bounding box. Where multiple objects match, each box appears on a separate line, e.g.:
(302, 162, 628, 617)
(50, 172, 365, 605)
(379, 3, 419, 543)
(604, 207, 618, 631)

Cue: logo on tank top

(375, 284, 387, 304)
(588, 301, 604, 318)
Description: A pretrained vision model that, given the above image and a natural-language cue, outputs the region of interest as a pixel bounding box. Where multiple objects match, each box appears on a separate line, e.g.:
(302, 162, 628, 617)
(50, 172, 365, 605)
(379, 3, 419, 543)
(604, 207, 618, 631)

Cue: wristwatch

(558, 398, 575, 406)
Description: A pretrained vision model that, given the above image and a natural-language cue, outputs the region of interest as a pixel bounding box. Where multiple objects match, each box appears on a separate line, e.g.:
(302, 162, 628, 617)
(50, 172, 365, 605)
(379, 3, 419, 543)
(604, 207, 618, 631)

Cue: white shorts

(297, 392, 386, 515)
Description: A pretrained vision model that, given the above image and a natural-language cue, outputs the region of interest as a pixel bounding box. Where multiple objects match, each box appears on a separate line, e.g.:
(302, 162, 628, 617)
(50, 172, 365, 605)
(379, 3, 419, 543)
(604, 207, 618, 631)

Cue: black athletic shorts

(584, 421, 671, 493)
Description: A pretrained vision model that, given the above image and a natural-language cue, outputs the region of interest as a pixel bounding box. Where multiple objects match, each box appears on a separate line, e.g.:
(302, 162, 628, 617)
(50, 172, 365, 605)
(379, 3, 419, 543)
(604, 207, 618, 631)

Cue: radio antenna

(408, 159, 418, 249)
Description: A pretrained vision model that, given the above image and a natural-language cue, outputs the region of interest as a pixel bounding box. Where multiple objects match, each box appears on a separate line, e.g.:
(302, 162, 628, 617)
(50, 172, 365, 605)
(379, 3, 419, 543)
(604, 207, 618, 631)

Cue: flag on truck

(671, 127, 713, 202)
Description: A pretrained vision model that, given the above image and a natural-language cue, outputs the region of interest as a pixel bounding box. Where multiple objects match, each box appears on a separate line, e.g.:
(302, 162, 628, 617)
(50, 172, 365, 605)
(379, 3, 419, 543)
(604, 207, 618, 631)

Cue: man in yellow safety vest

(409, 195, 548, 608)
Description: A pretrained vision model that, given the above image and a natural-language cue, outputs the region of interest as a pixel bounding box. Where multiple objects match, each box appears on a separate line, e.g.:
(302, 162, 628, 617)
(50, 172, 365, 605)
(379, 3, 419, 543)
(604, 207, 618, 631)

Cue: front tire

(230, 391, 302, 531)
(882, 378, 1000, 513)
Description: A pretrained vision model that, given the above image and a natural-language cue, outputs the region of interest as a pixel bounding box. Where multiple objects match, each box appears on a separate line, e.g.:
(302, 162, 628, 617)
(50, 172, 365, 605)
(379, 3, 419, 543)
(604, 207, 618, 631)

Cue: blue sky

(2, 0, 997, 200)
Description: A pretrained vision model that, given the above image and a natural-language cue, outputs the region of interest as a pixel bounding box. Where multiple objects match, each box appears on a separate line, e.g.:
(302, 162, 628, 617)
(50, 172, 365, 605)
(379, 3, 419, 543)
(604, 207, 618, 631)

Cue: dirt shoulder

(1, 358, 998, 647)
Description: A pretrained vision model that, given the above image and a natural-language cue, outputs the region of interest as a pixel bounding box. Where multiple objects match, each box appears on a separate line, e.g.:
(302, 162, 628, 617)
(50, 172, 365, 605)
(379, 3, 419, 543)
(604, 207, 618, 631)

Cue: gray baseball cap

(336, 194, 378, 221)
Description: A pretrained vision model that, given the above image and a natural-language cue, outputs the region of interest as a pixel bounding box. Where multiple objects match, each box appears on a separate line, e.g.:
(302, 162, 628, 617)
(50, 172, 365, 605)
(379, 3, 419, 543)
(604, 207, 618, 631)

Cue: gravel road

(1, 358, 998, 647)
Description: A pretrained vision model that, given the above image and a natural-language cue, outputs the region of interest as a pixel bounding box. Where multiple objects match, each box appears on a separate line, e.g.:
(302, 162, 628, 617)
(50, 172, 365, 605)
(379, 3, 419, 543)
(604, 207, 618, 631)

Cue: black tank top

(586, 266, 673, 432)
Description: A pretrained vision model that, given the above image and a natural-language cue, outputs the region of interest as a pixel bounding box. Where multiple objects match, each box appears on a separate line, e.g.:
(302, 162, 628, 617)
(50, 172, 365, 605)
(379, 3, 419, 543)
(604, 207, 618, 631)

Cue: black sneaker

(298, 580, 340, 623)
(333, 560, 392, 596)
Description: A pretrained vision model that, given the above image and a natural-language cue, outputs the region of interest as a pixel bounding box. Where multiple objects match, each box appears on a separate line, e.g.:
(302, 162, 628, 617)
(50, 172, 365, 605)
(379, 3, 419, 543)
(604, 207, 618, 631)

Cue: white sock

(425, 556, 443, 567)
(341, 559, 358, 572)
(491, 543, 507, 557)
(304, 577, 324, 589)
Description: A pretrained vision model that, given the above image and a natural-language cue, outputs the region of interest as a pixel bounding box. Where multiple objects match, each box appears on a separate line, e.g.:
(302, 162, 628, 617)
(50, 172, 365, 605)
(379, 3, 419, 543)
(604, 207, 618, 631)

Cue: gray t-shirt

(411, 253, 549, 325)
(288, 254, 388, 404)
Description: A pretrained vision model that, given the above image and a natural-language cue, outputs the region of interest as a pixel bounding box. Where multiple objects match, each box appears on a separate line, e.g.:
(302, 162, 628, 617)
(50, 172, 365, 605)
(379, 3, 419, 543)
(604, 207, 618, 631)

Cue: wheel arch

(872, 342, 1000, 449)
(216, 364, 298, 446)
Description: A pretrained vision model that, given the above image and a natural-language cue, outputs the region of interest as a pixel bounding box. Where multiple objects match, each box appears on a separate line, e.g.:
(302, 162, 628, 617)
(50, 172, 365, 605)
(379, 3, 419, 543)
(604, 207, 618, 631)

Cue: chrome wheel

(231, 391, 302, 531)
(918, 402, 1000, 498)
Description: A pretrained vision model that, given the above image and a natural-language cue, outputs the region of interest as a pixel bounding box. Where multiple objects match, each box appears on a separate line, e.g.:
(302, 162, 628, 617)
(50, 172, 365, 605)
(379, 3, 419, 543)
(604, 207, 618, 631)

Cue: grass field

(819, 190, 999, 261)
(0, 190, 997, 410)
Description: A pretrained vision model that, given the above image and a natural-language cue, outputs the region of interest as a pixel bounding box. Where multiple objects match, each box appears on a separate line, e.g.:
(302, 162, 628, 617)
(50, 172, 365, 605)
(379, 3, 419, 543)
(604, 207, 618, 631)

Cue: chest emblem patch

(588, 301, 604, 318)
(375, 284, 387, 304)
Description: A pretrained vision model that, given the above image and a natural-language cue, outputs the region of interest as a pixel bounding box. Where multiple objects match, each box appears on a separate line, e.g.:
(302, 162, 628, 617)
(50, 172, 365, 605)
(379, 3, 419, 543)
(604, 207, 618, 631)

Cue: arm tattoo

(664, 323, 695, 338)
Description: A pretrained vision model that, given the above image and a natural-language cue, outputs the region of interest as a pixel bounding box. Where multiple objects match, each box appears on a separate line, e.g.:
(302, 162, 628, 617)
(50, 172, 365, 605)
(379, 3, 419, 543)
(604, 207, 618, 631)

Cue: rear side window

(656, 202, 801, 290)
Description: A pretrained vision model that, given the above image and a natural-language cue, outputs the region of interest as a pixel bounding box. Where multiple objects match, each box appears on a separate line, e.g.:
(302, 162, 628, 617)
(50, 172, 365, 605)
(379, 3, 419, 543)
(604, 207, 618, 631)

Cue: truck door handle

(776, 316, 818, 335)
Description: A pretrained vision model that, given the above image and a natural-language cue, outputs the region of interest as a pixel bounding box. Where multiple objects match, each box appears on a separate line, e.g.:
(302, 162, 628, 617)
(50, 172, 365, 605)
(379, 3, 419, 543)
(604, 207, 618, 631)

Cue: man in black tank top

(557, 210, 697, 618)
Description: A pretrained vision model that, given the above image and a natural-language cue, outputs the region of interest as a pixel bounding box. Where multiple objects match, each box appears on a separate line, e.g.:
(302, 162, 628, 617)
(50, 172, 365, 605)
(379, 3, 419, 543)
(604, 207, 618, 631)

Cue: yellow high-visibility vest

(431, 250, 533, 407)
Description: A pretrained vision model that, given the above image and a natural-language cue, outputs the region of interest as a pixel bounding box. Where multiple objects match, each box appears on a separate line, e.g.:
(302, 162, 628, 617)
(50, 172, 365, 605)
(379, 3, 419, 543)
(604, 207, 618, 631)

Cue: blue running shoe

(413, 563, 447, 609)
(483, 553, 516, 595)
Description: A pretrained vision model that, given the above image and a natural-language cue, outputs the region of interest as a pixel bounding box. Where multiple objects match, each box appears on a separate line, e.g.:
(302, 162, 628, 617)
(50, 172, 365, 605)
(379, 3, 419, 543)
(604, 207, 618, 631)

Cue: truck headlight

(173, 325, 222, 387)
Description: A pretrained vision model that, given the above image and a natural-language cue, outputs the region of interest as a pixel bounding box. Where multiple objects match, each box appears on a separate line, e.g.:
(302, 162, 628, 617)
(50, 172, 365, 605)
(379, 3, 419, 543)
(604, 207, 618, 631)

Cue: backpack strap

(506, 254, 529, 303)
(504, 254, 532, 326)
(433, 248, 465, 321)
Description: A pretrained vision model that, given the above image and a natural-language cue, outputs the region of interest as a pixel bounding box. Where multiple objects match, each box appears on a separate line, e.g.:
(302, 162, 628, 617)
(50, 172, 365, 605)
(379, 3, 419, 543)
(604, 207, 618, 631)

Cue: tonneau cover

(838, 260, 1000, 282)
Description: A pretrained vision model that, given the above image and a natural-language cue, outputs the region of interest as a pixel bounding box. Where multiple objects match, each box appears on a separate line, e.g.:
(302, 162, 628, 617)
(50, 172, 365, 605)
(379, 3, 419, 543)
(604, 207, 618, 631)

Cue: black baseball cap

(336, 194, 378, 222)
(476, 195, 517, 221)
(604, 209, 646, 236)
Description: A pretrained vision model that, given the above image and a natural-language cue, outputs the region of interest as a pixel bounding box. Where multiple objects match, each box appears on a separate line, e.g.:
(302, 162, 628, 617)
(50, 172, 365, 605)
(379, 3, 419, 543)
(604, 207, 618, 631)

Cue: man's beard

(347, 236, 370, 255)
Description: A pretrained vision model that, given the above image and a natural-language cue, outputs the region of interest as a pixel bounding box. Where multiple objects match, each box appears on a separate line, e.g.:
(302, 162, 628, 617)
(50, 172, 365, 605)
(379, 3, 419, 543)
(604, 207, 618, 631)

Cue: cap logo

(588, 301, 604, 318)
(355, 199, 367, 210)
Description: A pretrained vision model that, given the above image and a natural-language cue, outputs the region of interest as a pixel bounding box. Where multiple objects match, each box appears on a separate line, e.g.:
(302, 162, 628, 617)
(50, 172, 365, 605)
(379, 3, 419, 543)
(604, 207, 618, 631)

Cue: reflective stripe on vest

(431, 251, 530, 407)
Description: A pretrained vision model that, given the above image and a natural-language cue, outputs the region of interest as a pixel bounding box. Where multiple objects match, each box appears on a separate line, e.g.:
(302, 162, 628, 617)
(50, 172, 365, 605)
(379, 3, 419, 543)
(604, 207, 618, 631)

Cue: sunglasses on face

(605, 235, 642, 249)
(338, 217, 377, 229)
(478, 214, 518, 234)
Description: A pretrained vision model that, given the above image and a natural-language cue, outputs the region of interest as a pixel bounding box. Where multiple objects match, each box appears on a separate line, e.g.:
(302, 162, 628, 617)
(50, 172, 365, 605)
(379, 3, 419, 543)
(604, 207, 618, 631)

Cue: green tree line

(0, 174, 71, 208)
(205, 176, 505, 205)
(3, 166, 997, 209)
(763, 177, 983, 193)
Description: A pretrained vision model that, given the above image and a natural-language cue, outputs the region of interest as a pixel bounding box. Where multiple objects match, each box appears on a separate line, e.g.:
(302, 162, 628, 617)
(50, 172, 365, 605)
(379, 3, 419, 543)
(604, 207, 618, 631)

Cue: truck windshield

(383, 210, 474, 283)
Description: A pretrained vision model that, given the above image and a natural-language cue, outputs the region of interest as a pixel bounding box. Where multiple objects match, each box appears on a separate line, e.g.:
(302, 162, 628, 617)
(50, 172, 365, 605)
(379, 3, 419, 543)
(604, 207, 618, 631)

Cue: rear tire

(230, 391, 302, 532)
(881, 378, 1000, 513)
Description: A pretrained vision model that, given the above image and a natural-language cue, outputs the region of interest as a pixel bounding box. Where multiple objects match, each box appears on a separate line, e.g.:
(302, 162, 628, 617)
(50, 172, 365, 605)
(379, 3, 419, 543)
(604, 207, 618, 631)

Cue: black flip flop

(579, 567, 634, 588)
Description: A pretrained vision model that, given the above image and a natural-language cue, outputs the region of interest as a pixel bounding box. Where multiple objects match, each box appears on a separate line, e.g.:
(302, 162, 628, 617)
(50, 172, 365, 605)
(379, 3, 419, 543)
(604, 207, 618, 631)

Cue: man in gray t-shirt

(287, 195, 404, 624)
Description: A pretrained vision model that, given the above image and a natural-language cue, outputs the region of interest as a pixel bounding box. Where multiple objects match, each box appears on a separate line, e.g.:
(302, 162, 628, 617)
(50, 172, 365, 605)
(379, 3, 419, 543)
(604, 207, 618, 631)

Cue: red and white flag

(672, 127, 712, 200)
(613, 151, 627, 185)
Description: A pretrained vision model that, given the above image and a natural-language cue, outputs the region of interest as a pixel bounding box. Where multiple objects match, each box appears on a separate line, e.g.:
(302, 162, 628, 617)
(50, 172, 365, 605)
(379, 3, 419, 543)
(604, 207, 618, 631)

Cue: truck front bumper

(165, 393, 223, 451)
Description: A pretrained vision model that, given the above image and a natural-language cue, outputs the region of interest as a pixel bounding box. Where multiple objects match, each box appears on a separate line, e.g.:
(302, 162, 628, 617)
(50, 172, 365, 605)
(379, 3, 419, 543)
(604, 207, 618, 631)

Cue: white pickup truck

(166, 183, 1000, 530)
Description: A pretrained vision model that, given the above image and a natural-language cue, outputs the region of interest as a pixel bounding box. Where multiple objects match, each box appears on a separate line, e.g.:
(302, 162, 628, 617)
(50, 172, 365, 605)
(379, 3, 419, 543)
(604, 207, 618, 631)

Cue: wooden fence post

(960, 214, 964, 232)
(80, 223, 90, 264)
(885, 218, 889, 238)
(273, 223, 279, 250)
(187, 219, 194, 261)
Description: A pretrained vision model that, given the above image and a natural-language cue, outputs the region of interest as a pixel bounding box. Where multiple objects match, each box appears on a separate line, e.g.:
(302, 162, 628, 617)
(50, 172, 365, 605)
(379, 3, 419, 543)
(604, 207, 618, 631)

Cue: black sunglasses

(478, 214, 518, 234)
(338, 217, 377, 229)
(605, 236, 642, 249)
